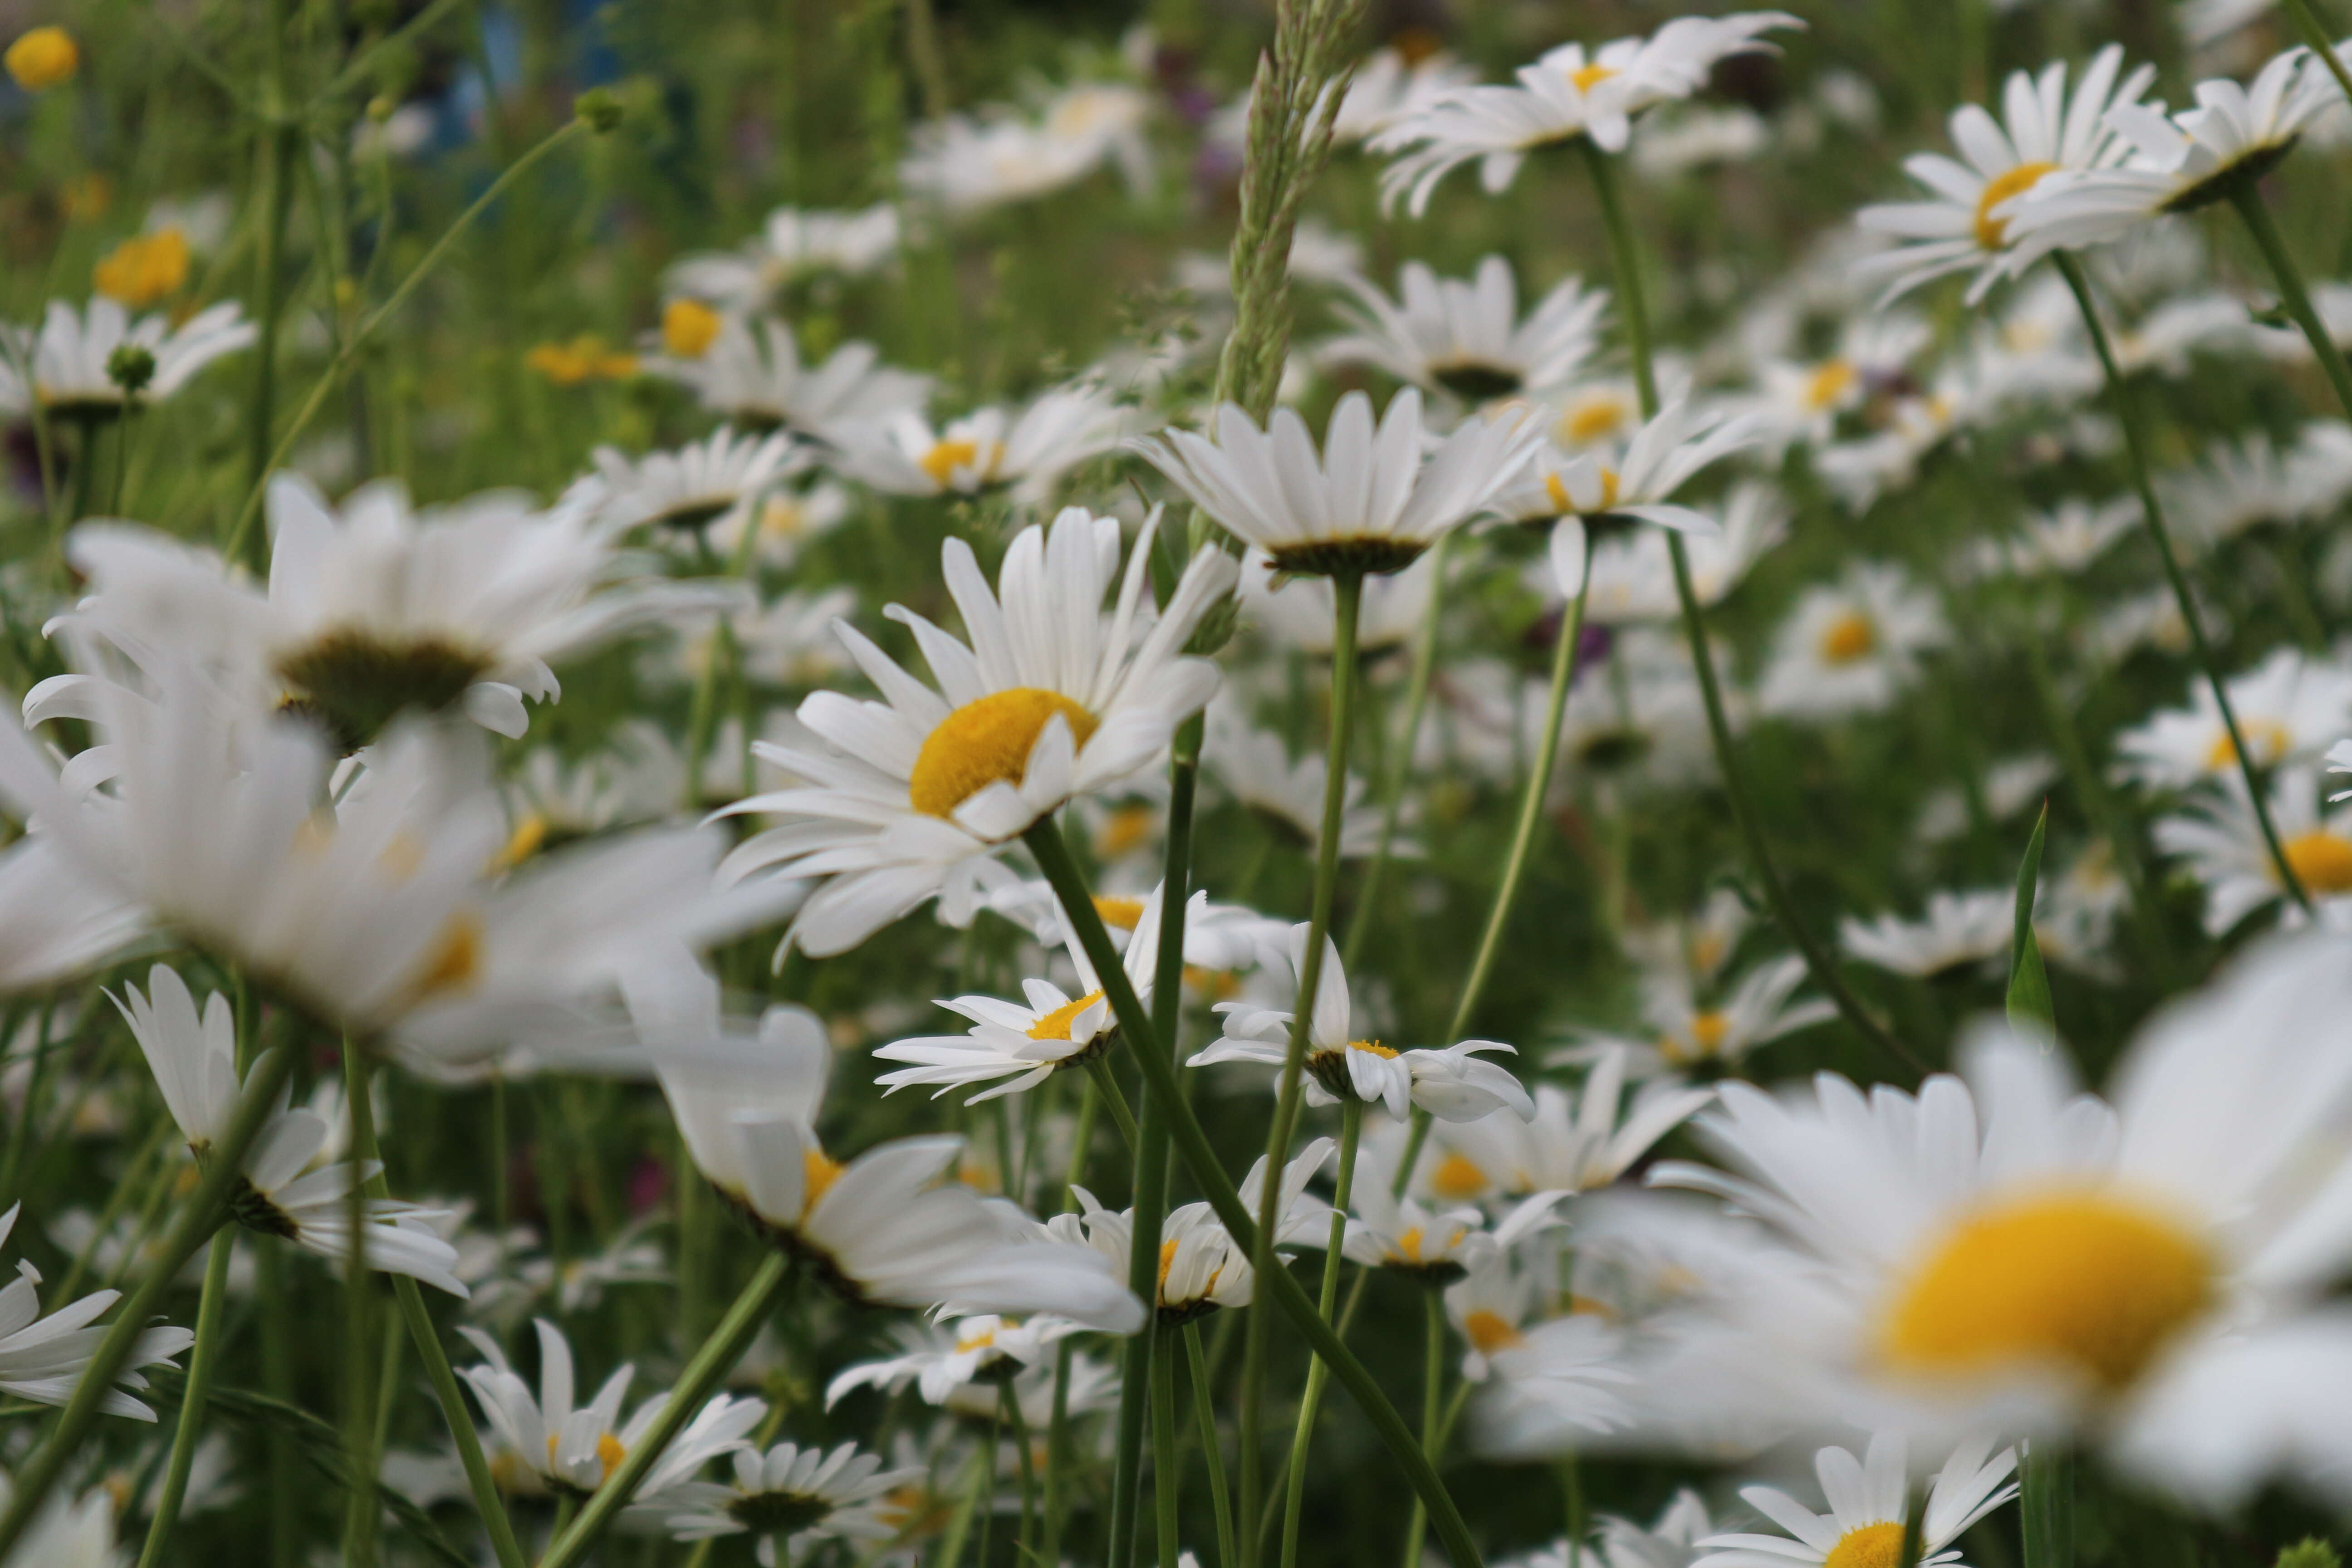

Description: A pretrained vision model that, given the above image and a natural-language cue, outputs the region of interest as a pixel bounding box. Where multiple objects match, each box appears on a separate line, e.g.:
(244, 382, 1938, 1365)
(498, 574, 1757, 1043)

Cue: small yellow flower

(93, 228, 189, 308)
(6, 25, 78, 91)
(661, 297, 720, 359)
(525, 334, 637, 385)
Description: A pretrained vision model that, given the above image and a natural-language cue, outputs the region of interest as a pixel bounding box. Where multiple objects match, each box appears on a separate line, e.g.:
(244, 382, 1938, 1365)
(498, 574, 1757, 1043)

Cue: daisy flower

(1567, 954, 1834, 1081)
(1582, 482, 1788, 623)
(1460, 1298, 1634, 1455)
(1403, 1048, 1714, 1207)
(1622, 887, 1754, 993)
(2154, 766, 2352, 933)
(645, 315, 933, 440)
(2167, 422, 2352, 549)
(1589, 1491, 1719, 1568)
(1855, 45, 2154, 304)
(577, 427, 806, 541)
(834, 382, 1132, 504)
(1322, 256, 1609, 402)
(1201, 704, 1397, 860)
(1131, 388, 1543, 578)
(1652, 938, 2352, 1509)
(665, 203, 902, 311)
(1743, 314, 1931, 452)
(0, 1203, 192, 1421)
(1756, 562, 1948, 720)
(824, 1315, 1083, 1408)
(715, 507, 1235, 958)
(0, 832, 143, 996)
(1330, 44, 1480, 142)
(1342, 1166, 1566, 1285)
(1196, 926, 1534, 1123)
(0, 1479, 116, 1568)
(709, 480, 855, 573)
(900, 115, 1103, 215)
(0, 298, 253, 420)
(2005, 48, 2337, 260)
(653, 1440, 926, 1568)
(632, 961, 1143, 1329)
(458, 1318, 765, 1501)
(111, 965, 468, 1295)
(1963, 495, 2136, 578)
(1370, 14, 1800, 215)
(1839, 888, 2014, 978)
(1693, 1433, 2018, 1568)
(2118, 647, 2352, 793)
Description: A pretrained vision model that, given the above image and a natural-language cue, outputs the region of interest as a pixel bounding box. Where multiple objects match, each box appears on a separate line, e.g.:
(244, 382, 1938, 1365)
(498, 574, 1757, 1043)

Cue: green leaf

(2007, 802, 2055, 1033)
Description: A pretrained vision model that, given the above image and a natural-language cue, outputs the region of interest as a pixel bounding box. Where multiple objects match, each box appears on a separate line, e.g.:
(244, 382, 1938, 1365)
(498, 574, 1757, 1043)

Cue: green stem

(2229, 180, 2352, 419)
(220, 119, 590, 567)
(1042, 1340, 1076, 1568)
(131, 1231, 235, 1568)
(2054, 250, 2311, 911)
(1240, 569, 1362, 1554)
(1277, 1097, 1361, 1568)
(1187, 1323, 1238, 1568)
(2279, 0, 2352, 140)
(341, 1042, 380, 1568)
(1399, 1286, 1448, 1568)
(2020, 1443, 2073, 1568)
(534, 1251, 792, 1568)
(1559, 1458, 1584, 1568)
(1580, 137, 1920, 1073)
(0, 1046, 299, 1559)
(1153, 1324, 1183, 1568)
(1344, 533, 1451, 968)
(1023, 817, 1486, 1568)
(1005, 1375, 1039, 1564)
(1084, 1057, 1142, 1153)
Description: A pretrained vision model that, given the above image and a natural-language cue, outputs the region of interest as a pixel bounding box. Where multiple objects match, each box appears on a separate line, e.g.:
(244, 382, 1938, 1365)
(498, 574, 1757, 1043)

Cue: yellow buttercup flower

(525, 334, 637, 385)
(6, 26, 78, 91)
(93, 229, 189, 308)
(661, 297, 721, 358)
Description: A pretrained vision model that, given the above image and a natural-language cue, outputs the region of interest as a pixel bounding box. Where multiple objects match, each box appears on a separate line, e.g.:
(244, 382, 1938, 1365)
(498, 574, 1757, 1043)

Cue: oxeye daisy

(458, 1318, 765, 1502)
(645, 315, 933, 440)
(0, 831, 142, 995)
(1322, 256, 1609, 403)
(1586, 1491, 1719, 1568)
(2155, 766, 2352, 933)
(1838, 889, 2014, 978)
(577, 426, 806, 543)
(1854, 45, 2154, 305)
(1329, 44, 1480, 142)
(824, 1314, 1082, 1408)
(665, 203, 902, 312)
(2165, 423, 2352, 549)
(651, 1440, 926, 1568)
(0, 1203, 192, 1421)
(1651, 939, 2352, 1507)
(1581, 482, 1787, 623)
(1692, 1433, 2018, 1568)
(2113, 647, 2352, 791)
(715, 506, 1235, 958)
(0, 298, 253, 421)
(1962, 495, 2136, 578)
(1567, 953, 1834, 1082)
(1459, 1294, 1634, 1455)
(1755, 562, 1948, 721)
(1401, 1049, 1713, 1208)
(1342, 1164, 1566, 1286)
(709, 480, 855, 573)
(1196, 926, 1533, 1123)
(834, 382, 1132, 504)
(1131, 388, 1543, 578)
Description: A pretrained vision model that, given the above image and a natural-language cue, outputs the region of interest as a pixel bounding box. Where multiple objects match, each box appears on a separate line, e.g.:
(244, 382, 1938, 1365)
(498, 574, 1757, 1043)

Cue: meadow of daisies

(12, 0, 2352, 1563)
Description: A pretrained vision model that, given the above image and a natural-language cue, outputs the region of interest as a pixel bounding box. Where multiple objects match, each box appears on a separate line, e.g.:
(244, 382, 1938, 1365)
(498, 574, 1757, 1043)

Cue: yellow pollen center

(1819, 610, 1878, 665)
(909, 688, 1099, 820)
(408, 915, 484, 1000)
(492, 814, 547, 873)
(2283, 830, 2352, 894)
(662, 297, 722, 359)
(1805, 358, 1858, 412)
(1570, 62, 1615, 92)
(2206, 718, 2290, 771)
(1882, 1190, 2213, 1392)
(919, 437, 1004, 488)
(1394, 1226, 1426, 1262)
(94, 229, 190, 308)
(1097, 803, 1156, 860)
(1093, 895, 1146, 930)
(956, 1327, 999, 1352)
(1461, 1309, 1525, 1355)
(1825, 1521, 1908, 1568)
(1429, 1152, 1489, 1200)
(1028, 990, 1106, 1042)
(1559, 396, 1627, 446)
(596, 1431, 627, 1475)
(1348, 1038, 1400, 1058)
(1665, 1010, 1730, 1063)
(1157, 1237, 1180, 1290)
(802, 1147, 847, 1216)
(1974, 161, 2059, 250)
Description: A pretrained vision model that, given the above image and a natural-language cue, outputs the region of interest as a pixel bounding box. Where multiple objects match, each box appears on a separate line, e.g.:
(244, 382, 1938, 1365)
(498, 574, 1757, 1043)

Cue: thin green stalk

(1277, 1097, 1362, 1568)
(1240, 569, 1363, 1556)
(54, 1118, 172, 1305)
(2053, 250, 2311, 911)
(1399, 1286, 1448, 1568)
(1579, 137, 1920, 1073)
(1042, 1339, 1078, 1568)
(2021, 1443, 2073, 1568)
(1187, 1323, 1238, 1568)
(1153, 1326, 1183, 1568)
(1345, 533, 1451, 969)
(1085, 1057, 1142, 1153)
(220, 119, 591, 566)
(536, 1254, 790, 1568)
(0, 1046, 299, 1559)
(1004, 1376, 1039, 1564)
(342, 1043, 380, 1568)
(2280, 0, 2352, 146)
(1559, 1458, 1584, 1568)
(2228, 181, 2352, 418)
(131, 1231, 235, 1568)
(1023, 818, 1487, 1568)
(974, 1397, 1004, 1568)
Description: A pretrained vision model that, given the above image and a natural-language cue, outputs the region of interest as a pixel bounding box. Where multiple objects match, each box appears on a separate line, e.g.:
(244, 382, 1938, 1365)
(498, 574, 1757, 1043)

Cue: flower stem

(1187, 1322, 1239, 1568)
(1398, 1286, 1449, 1568)
(1578, 136, 1920, 1073)
(2279, 0, 2352, 123)
(2228, 180, 2352, 420)
(534, 1250, 792, 1568)
(1024, 816, 1486, 1568)
(2054, 250, 2311, 912)
(2020, 1442, 2074, 1568)
(1153, 1324, 1184, 1568)
(0, 1045, 298, 1560)
(131, 1231, 235, 1568)
(1085, 1057, 1142, 1153)
(1277, 1096, 1362, 1568)
(1004, 1375, 1039, 1562)
(1344, 534, 1452, 968)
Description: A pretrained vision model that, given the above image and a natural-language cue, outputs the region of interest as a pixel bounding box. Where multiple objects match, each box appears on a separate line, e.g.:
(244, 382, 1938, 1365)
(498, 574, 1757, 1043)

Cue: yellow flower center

(407, 914, 484, 1001)
(1570, 61, 1615, 92)
(1093, 895, 1146, 930)
(908, 688, 1099, 821)
(956, 1326, 1000, 1352)
(1818, 610, 1878, 665)
(919, 437, 1004, 489)
(1558, 394, 1627, 446)
(595, 1431, 627, 1476)
(1973, 161, 2059, 250)
(2205, 718, 2290, 771)
(525, 336, 637, 385)
(492, 814, 547, 873)
(93, 229, 190, 309)
(1546, 468, 1619, 516)
(662, 298, 722, 359)
(803, 1147, 847, 1216)
(1461, 1309, 1525, 1355)
(1882, 1190, 2214, 1392)
(1805, 358, 1858, 413)
(1349, 1038, 1400, 1058)
(1027, 990, 1106, 1042)
(2283, 830, 2352, 894)
(1664, 1009, 1730, 1064)
(1096, 803, 1157, 861)
(1157, 1237, 1180, 1290)
(6, 26, 78, 91)
(1428, 1152, 1489, 1200)
(1394, 1226, 1425, 1262)
(1824, 1521, 1908, 1568)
